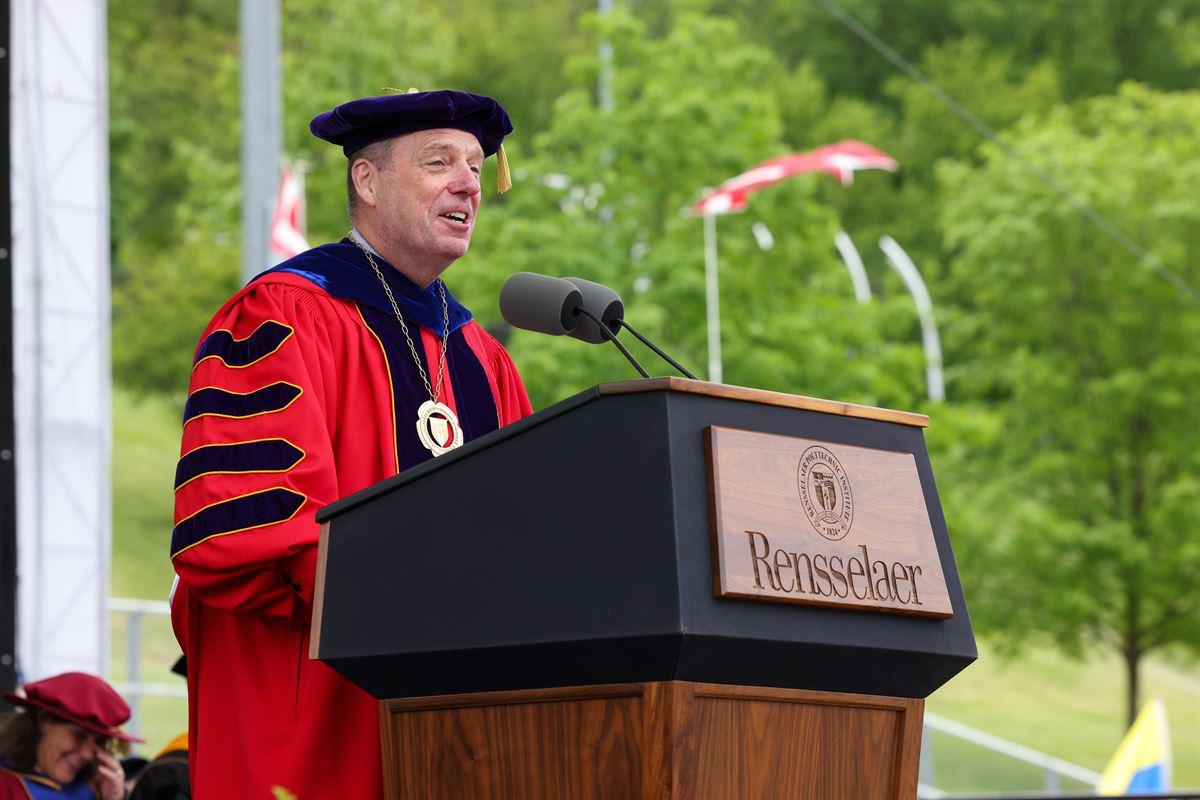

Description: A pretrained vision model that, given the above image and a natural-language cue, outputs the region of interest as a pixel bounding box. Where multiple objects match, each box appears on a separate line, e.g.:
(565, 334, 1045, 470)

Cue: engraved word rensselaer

(797, 445, 853, 541)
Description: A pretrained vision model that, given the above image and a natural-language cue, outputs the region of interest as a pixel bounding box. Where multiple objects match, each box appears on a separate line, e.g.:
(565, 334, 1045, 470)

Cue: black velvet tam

(310, 90, 513, 157)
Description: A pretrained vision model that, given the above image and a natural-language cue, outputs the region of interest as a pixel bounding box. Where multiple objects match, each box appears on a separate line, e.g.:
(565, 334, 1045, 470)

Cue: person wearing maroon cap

(170, 89, 531, 798)
(0, 672, 142, 799)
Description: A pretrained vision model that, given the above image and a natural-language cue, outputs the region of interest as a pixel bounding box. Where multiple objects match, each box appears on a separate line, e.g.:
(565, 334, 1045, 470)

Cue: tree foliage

(458, 10, 923, 408)
(934, 85, 1200, 723)
(109, 0, 242, 397)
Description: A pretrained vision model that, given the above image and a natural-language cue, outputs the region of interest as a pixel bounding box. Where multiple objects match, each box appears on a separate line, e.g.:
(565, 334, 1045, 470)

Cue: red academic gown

(170, 243, 532, 799)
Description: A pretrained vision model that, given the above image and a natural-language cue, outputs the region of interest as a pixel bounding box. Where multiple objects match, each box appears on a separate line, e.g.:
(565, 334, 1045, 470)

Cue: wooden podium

(311, 379, 976, 799)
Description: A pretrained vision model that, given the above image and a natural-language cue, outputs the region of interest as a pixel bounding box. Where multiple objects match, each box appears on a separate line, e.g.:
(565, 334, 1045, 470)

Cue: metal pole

(598, 0, 614, 112)
(919, 720, 934, 786)
(879, 236, 944, 402)
(240, 0, 282, 283)
(0, 3, 16, 694)
(703, 212, 723, 383)
(126, 609, 141, 736)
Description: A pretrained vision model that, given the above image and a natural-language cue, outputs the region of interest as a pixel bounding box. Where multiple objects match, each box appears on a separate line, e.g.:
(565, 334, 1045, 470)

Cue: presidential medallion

(416, 400, 463, 456)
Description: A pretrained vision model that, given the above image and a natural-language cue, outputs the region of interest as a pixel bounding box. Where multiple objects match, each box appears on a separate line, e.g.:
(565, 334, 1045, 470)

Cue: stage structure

(2, 0, 16, 696)
(10, 0, 111, 681)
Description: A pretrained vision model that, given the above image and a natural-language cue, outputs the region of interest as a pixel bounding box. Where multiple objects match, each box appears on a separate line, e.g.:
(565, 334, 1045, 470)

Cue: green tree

(937, 84, 1200, 725)
(109, 0, 1200, 401)
(947, 0, 1200, 99)
(672, 0, 1199, 104)
(457, 10, 926, 410)
(439, 0, 587, 137)
(109, 0, 243, 398)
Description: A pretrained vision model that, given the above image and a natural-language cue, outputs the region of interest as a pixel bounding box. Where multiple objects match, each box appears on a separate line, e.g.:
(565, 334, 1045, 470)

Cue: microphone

(563, 277, 622, 344)
(499, 272, 697, 380)
(500, 272, 649, 377)
(498, 272, 583, 336)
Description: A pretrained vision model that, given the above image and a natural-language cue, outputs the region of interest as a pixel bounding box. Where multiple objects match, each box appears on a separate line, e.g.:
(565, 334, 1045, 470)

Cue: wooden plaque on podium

(312, 379, 976, 800)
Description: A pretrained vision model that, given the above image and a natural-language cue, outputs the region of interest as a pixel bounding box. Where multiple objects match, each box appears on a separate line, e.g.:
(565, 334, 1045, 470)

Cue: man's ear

(350, 158, 378, 209)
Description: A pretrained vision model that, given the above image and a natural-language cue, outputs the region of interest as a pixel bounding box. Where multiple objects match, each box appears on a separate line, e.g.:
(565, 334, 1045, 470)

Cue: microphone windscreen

(499, 272, 583, 336)
(564, 277, 624, 344)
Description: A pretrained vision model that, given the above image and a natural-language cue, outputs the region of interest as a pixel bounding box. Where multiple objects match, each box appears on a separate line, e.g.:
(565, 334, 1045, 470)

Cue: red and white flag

(691, 140, 898, 216)
(270, 162, 309, 259)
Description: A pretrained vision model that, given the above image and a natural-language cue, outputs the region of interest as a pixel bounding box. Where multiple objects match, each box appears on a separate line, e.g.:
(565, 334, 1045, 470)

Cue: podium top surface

(318, 379, 927, 523)
(599, 378, 929, 428)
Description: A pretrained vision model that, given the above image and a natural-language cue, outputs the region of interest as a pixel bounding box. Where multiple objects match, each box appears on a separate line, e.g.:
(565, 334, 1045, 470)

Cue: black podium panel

(662, 392, 973, 697)
(315, 383, 976, 700)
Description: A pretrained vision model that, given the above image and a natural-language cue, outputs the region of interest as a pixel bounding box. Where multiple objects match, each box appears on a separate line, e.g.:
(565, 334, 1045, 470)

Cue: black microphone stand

(574, 307, 650, 379)
(614, 319, 699, 380)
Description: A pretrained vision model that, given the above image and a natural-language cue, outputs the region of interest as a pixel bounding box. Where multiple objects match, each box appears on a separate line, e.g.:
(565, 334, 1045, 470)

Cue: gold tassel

(380, 86, 421, 94)
(496, 143, 512, 194)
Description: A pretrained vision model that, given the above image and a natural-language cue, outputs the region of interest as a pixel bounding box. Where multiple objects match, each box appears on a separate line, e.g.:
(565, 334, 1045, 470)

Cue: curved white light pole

(751, 222, 775, 251)
(833, 230, 873, 305)
(879, 236, 945, 402)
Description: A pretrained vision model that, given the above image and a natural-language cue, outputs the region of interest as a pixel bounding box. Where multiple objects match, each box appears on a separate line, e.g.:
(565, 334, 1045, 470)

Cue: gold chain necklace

(349, 231, 463, 456)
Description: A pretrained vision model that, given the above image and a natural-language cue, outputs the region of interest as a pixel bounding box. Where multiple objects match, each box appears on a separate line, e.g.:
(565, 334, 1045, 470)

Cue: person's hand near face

(89, 747, 125, 800)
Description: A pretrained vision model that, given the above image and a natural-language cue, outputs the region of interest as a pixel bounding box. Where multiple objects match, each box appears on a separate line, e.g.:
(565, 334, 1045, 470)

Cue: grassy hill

(112, 388, 180, 600)
(926, 645, 1198, 790)
(111, 387, 1199, 785)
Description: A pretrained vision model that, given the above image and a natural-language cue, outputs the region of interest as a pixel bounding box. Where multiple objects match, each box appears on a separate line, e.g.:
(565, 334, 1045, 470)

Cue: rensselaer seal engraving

(797, 445, 854, 541)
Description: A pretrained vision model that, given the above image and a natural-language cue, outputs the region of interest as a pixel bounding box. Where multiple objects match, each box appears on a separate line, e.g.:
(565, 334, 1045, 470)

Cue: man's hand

(90, 748, 126, 800)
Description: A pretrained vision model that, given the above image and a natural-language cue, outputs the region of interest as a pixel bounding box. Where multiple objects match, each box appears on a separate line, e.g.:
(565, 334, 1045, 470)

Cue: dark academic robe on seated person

(170, 242, 532, 799)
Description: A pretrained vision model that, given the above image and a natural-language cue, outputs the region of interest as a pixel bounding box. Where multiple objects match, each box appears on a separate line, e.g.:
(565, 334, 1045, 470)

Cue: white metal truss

(10, 0, 111, 681)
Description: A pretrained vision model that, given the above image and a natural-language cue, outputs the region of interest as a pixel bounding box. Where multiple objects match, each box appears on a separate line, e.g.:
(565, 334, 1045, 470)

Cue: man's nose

(447, 163, 481, 196)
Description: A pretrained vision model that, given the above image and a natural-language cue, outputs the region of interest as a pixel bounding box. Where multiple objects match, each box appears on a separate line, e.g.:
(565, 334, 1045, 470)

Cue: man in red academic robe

(170, 90, 531, 799)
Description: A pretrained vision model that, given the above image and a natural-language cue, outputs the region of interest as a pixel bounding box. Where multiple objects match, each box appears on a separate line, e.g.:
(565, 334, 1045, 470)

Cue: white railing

(920, 712, 1102, 796)
(107, 597, 185, 739)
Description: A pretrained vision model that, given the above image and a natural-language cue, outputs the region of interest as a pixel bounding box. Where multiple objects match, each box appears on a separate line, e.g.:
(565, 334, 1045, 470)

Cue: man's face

(370, 128, 484, 271)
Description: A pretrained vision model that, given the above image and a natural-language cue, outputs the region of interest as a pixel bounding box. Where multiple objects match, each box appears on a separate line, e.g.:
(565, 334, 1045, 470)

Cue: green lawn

(111, 386, 1200, 786)
(926, 643, 1199, 790)
(111, 388, 180, 600)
